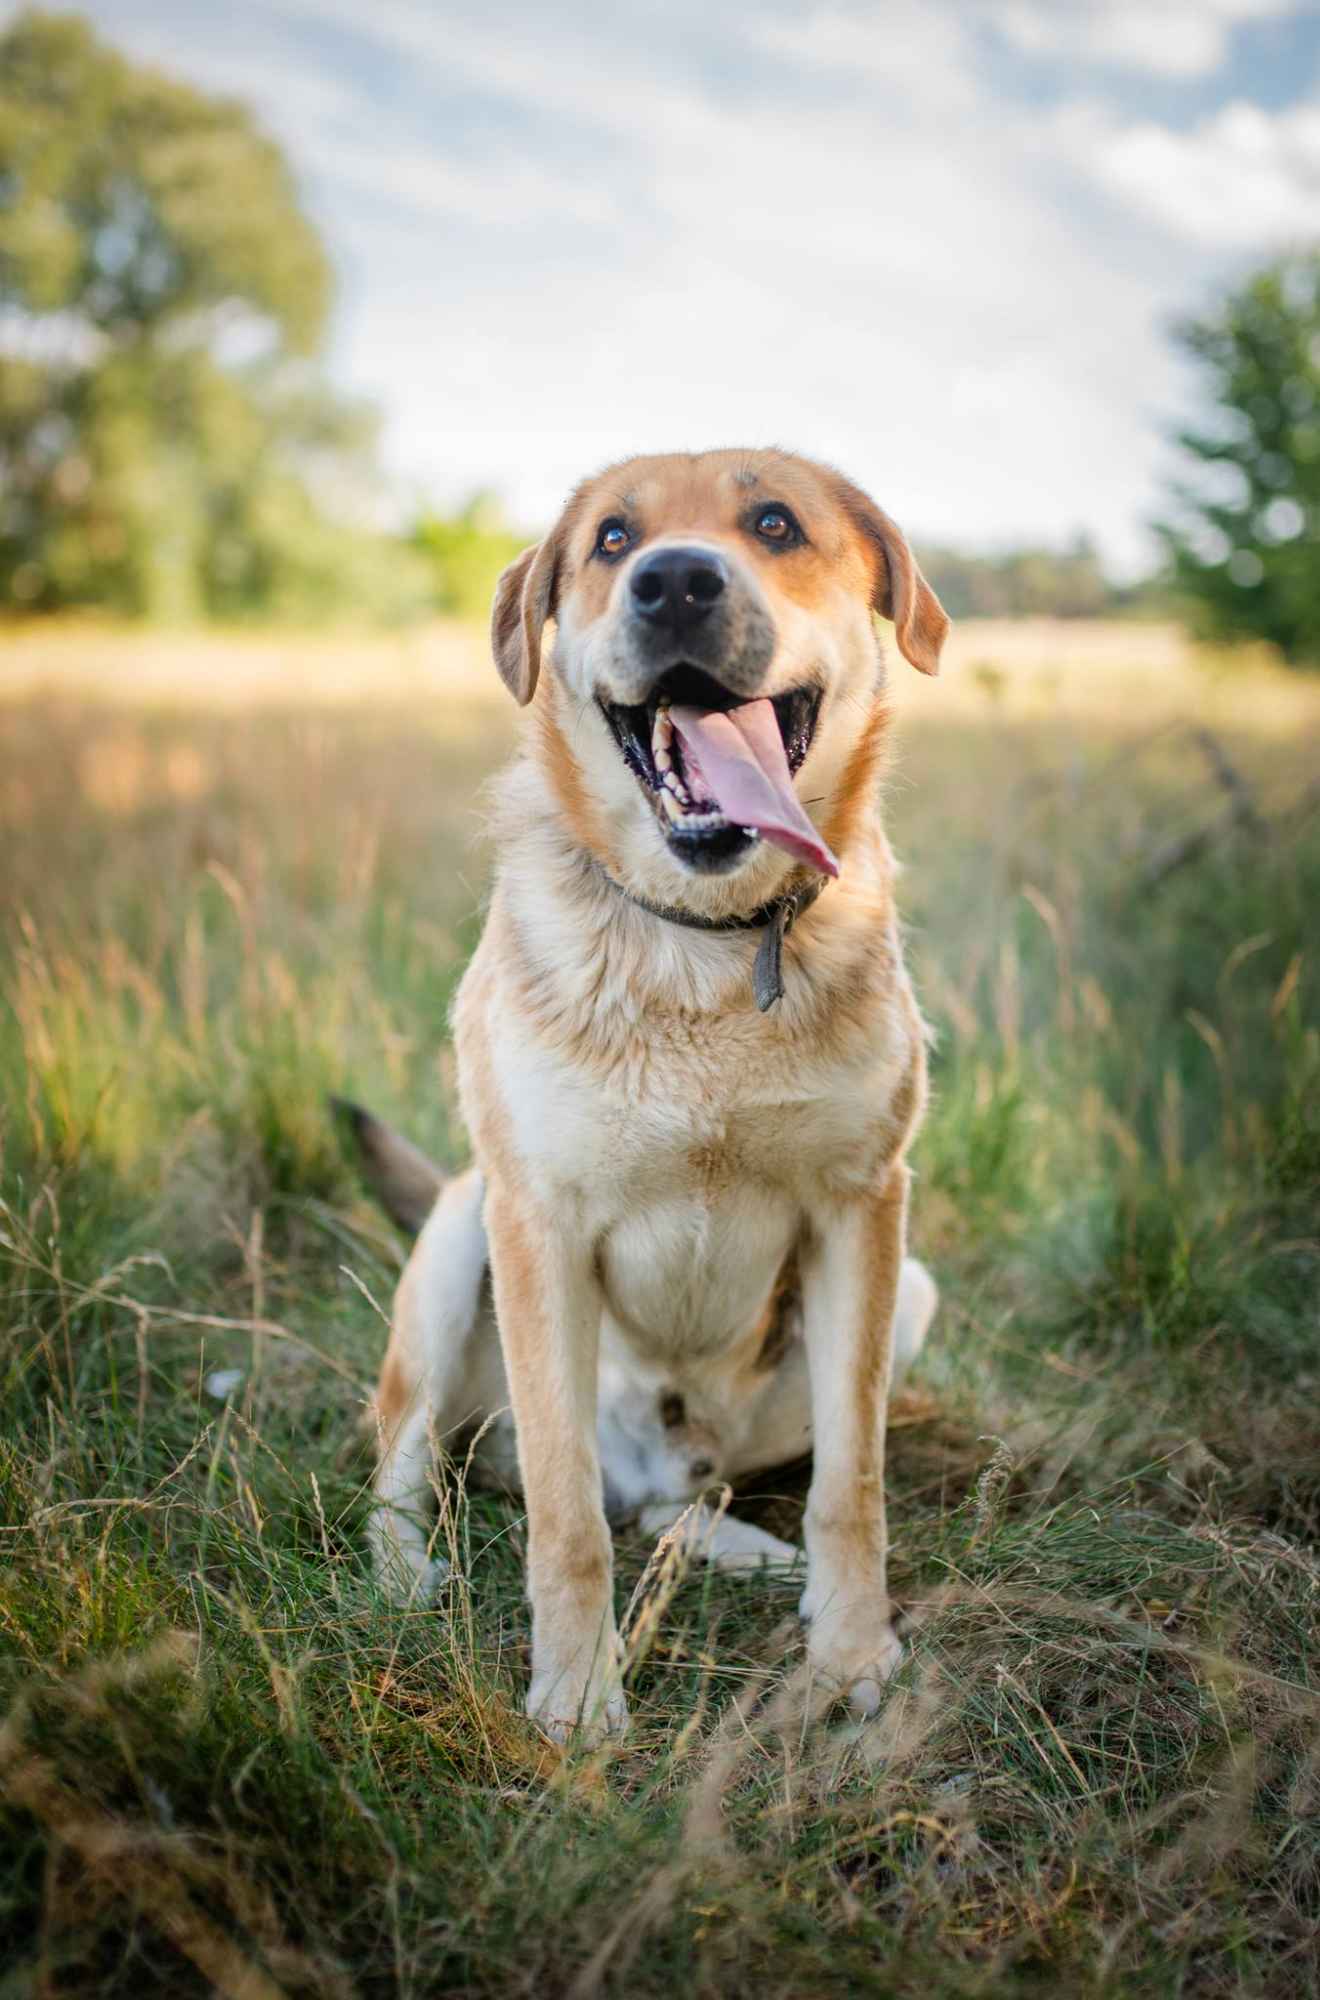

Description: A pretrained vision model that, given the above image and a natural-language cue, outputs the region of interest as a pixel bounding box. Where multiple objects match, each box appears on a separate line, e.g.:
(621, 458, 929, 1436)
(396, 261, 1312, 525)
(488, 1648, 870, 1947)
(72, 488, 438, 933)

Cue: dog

(344, 1099, 937, 1566)
(357, 448, 949, 1743)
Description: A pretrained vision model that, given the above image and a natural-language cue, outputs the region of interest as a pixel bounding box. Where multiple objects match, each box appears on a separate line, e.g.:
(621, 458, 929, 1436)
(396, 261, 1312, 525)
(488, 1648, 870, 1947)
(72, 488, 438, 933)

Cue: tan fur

(375, 1350, 415, 1435)
(366, 448, 948, 1742)
(530, 689, 616, 868)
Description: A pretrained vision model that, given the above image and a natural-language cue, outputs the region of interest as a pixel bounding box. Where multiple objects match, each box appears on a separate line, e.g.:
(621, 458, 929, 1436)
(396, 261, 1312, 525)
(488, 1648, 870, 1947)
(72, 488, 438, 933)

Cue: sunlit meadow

(1, 619, 1317, 1997)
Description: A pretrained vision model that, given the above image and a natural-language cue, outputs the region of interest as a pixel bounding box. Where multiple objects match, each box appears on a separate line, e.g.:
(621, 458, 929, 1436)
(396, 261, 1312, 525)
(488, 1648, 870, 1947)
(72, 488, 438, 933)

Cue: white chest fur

(457, 863, 919, 1369)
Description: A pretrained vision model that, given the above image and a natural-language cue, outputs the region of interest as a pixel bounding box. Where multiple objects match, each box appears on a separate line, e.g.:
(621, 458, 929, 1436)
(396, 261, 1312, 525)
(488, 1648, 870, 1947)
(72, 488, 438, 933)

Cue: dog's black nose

(629, 546, 727, 632)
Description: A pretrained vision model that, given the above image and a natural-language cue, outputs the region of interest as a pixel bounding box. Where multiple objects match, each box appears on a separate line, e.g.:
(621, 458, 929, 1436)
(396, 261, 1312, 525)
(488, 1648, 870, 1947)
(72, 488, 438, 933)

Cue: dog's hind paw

(368, 1537, 453, 1607)
(411, 1554, 453, 1602)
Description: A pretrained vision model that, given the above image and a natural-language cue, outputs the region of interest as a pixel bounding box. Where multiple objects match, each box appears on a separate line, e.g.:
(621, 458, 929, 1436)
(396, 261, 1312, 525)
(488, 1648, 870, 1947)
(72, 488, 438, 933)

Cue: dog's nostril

(689, 1458, 715, 1481)
(630, 547, 728, 627)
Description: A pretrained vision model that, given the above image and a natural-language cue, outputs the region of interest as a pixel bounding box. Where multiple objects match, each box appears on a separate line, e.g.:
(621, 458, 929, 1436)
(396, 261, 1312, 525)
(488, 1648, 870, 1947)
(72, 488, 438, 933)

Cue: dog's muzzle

(629, 546, 729, 641)
(599, 543, 774, 710)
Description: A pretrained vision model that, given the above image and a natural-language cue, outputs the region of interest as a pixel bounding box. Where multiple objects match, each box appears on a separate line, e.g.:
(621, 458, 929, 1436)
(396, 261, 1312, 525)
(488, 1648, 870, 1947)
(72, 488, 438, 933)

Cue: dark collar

(591, 862, 826, 1012)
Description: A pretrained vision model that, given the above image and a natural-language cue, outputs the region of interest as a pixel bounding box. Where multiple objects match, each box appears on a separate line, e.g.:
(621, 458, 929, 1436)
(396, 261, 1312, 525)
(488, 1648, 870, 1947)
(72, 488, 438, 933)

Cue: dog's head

(492, 449, 947, 896)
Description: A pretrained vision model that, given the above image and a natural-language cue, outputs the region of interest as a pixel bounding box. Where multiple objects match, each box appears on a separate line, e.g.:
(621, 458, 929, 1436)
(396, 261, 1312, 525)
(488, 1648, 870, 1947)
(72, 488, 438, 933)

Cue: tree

(1157, 251, 1320, 666)
(0, 9, 424, 621)
(916, 533, 1117, 620)
(411, 494, 530, 620)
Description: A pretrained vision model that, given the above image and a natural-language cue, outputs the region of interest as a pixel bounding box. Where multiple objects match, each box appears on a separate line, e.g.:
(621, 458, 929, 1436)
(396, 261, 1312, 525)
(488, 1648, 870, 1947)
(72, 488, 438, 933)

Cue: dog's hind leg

(701, 1254, 937, 1576)
(637, 1500, 801, 1573)
(722, 1254, 937, 1487)
(891, 1256, 938, 1387)
(369, 1391, 443, 1601)
(367, 1165, 493, 1601)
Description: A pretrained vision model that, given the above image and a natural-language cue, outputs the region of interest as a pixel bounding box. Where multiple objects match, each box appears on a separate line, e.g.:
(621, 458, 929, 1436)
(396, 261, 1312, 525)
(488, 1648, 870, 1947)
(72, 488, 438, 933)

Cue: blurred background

(1, 0, 1318, 642)
(3, 11, 1320, 1996)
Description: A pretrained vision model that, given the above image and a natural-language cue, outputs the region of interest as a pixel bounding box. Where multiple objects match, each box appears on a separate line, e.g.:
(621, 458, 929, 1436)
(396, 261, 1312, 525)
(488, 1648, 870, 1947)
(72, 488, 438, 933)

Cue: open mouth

(600, 665, 835, 877)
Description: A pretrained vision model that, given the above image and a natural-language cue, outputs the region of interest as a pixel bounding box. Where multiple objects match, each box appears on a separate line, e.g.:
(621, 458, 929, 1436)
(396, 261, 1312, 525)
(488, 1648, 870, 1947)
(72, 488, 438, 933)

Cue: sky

(24, 0, 1320, 571)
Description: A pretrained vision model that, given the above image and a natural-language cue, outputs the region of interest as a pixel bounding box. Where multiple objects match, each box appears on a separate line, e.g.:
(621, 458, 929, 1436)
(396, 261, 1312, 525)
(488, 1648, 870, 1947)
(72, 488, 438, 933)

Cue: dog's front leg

(483, 1179, 625, 1745)
(799, 1163, 909, 1715)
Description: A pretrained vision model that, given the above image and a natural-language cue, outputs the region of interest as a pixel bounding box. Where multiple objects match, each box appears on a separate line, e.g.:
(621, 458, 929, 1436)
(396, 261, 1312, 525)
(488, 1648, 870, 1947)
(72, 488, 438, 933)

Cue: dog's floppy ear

(838, 480, 949, 677)
(491, 533, 560, 705)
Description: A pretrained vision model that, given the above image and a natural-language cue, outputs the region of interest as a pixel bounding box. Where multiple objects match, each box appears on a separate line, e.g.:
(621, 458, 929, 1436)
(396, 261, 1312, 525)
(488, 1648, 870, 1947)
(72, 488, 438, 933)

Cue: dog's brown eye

(596, 519, 631, 559)
(755, 506, 798, 544)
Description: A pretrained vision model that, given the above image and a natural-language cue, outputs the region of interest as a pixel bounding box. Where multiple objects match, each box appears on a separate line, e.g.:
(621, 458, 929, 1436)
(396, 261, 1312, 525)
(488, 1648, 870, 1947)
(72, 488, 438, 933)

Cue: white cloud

(310, 133, 623, 229)
(759, 7, 979, 108)
(1079, 94, 1320, 244)
(991, 0, 1304, 80)
(309, 19, 1180, 568)
(268, 0, 685, 139)
(11, 0, 1317, 571)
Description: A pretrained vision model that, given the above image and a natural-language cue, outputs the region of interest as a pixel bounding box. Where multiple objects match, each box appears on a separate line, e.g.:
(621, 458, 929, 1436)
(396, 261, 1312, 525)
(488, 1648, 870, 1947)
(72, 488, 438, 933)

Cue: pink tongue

(669, 698, 838, 878)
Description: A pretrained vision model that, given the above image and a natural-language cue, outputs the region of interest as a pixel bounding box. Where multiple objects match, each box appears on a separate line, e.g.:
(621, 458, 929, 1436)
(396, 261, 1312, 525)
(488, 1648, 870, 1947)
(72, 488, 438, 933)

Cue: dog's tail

(331, 1097, 444, 1236)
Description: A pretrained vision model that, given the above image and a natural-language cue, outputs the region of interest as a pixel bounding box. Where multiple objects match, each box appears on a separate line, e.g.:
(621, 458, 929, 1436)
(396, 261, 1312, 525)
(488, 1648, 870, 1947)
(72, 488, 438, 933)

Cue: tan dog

(362, 448, 949, 1743)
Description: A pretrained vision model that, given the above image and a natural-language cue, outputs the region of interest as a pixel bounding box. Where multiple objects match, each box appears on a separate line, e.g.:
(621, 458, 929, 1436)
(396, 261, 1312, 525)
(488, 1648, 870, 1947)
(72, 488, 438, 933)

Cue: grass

(1, 618, 1318, 1997)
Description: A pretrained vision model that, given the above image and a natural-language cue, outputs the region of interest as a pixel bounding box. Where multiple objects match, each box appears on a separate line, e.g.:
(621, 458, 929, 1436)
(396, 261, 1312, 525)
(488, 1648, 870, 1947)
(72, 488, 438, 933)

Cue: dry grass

(1, 619, 1318, 1997)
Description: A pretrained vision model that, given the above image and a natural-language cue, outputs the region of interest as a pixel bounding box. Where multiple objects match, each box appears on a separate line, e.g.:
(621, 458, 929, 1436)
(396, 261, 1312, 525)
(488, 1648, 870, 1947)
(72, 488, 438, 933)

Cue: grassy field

(1, 618, 1318, 1998)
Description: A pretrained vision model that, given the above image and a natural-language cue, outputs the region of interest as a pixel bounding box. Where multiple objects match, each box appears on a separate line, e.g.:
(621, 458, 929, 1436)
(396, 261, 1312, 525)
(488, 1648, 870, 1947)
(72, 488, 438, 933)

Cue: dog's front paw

(527, 1651, 628, 1748)
(800, 1592, 904, 1717)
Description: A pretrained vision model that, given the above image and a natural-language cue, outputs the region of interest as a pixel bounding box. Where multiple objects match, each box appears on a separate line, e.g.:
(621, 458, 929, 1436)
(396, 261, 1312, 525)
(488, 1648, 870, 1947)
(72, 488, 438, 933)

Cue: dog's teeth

(655, 748, 671, 772)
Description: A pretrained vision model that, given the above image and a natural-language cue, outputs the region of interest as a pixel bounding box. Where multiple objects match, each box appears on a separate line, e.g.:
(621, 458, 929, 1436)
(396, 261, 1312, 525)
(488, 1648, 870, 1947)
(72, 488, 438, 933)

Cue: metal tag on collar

(753, 897, 796, 1011)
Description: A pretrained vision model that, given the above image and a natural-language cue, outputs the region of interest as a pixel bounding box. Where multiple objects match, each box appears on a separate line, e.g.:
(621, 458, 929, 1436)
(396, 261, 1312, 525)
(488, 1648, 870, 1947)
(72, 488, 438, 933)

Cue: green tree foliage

(410, 493, 529, 620)
(917, 533, 1119, 620)
(1157, 251, 1320, 665)
(0, 9, 426, 621)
